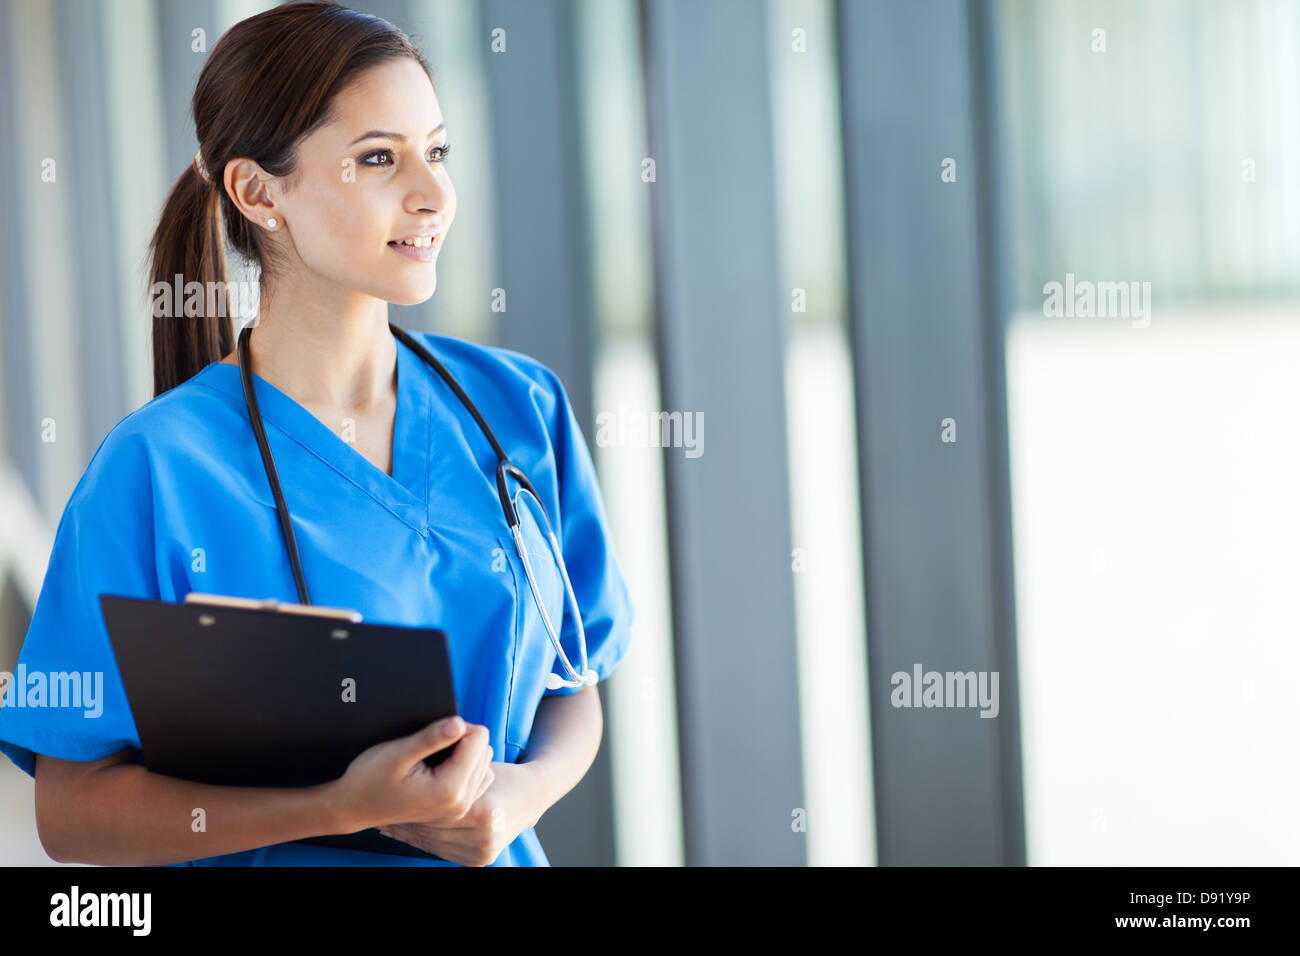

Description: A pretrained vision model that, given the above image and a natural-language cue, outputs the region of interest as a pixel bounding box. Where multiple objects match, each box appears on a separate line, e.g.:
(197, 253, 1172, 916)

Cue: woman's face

(258, 57, 456, 306)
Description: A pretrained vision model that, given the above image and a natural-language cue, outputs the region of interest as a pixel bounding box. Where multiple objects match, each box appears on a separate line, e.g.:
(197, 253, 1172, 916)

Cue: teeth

(397, 236, 434, 248)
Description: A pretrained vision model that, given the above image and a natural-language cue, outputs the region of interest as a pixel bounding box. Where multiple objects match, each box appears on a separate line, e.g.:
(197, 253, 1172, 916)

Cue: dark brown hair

(147, 0, 433, 397)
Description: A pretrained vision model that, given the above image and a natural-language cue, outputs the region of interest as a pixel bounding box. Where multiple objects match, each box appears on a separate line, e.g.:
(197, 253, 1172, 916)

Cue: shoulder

(406, 329, 564, 392)
(402, 329, 572, 426)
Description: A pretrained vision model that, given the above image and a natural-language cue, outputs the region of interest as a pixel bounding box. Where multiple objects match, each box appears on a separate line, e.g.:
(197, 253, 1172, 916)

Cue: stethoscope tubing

(235, 320, 593, 687)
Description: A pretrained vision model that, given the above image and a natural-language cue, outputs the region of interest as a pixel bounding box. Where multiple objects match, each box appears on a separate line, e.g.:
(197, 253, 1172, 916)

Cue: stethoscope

(236, 320, 596, 690)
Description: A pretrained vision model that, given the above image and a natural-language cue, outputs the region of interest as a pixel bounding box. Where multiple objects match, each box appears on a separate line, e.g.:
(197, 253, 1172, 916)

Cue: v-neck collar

(193, 331, 433, 536)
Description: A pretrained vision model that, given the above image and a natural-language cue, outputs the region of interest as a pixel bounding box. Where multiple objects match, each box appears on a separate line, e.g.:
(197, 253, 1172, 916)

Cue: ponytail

(147, 159, 233, 398)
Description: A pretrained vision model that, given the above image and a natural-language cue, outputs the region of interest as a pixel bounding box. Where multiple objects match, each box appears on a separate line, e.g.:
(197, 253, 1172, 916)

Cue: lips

(388, 235, 439, 262)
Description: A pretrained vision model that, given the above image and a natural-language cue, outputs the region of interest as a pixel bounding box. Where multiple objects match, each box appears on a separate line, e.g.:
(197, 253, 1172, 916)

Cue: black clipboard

(100, 592, 459, 861)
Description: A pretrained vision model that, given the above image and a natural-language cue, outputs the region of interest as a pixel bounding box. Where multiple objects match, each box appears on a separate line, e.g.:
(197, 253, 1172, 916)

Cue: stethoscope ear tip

(545, 669, 599, 690)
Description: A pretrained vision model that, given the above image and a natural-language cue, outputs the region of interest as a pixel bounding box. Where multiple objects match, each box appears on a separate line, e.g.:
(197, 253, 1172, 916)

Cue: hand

(328, 716, 495, 834)
(378, 762, 544, 867)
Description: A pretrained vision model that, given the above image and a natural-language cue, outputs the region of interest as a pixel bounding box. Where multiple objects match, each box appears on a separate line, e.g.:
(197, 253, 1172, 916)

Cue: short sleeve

(536, 367, 636, 697)
(0, 430, 159, 777)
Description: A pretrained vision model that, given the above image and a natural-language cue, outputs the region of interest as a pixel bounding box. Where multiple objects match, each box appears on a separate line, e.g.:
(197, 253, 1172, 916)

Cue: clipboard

(100, 592, 459, 861)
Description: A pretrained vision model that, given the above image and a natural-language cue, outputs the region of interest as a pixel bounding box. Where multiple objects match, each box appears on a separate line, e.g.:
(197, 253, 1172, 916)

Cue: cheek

(293, 184, 386, 271)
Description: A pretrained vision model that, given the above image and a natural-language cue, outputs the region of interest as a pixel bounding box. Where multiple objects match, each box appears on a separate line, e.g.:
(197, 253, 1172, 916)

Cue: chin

(387, 279, 438, 307)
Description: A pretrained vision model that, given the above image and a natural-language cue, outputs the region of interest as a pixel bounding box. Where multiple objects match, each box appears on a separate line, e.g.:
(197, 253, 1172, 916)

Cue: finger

(381, 822, 483, 859)
(436, 800, 512, 837)
(462, 759, 491, 806)
(444, 726, 492, 802)
(402, 828, 483, 855)
(379, 826, 442, 856)
(471, 741, 495, 798)
(424, 723, 485, 792)
(457, 750, 491, 808)
(470, 761, 495, 803)
(470, 745, 494, 797)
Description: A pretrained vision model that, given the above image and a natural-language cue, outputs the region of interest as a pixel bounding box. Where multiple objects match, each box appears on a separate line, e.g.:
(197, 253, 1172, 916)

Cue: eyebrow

(347, 123, 447, 147)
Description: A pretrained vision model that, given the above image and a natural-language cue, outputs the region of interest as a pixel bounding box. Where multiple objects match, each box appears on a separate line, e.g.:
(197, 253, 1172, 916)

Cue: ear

(225, 156, 280, 228)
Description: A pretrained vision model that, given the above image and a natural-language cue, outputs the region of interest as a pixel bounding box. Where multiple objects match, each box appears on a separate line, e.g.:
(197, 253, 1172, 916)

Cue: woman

(0, 1, 634, 867)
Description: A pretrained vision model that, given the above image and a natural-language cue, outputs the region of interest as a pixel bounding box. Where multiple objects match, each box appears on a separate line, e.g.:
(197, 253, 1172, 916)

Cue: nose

(405, 156, 454, 215)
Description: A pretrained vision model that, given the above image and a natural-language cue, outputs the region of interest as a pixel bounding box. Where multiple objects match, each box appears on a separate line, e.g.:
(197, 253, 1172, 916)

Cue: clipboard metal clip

(184, 592, 363, 623)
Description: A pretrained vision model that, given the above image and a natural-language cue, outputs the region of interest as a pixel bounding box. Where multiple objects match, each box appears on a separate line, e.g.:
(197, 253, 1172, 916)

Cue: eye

(360, 143, 452, 168)
(360, 149, 394, 168)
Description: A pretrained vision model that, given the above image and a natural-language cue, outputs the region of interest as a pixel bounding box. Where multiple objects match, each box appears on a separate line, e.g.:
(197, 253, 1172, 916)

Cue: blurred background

(1, 0, 1297, 866)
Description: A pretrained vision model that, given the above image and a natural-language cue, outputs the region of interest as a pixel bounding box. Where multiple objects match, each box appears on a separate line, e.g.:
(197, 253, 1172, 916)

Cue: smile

(387, 236, 439, 262)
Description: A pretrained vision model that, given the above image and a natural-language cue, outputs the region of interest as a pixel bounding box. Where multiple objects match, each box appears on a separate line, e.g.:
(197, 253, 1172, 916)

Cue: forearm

(518, 684, 604, 813)
(40, 762, 351, 867)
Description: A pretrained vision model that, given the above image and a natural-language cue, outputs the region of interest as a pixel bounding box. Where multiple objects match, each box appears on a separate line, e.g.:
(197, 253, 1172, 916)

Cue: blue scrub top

(0, 329, 635, 866)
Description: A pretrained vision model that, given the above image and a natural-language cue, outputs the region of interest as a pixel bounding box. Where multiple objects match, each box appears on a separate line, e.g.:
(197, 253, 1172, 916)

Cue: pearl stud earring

(266, 217, 278, 229)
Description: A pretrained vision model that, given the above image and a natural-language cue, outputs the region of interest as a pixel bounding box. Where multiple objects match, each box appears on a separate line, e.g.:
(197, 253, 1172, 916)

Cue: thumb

(395, 716, 466, 771)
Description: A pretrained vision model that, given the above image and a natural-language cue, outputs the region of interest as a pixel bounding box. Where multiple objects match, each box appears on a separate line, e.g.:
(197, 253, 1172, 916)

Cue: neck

(243, 294, 397, 412)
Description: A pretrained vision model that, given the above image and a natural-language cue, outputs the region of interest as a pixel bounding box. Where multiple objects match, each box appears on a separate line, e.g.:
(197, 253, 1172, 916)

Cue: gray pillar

(643, 0, 804, 865)
(0, 0, 38, 494)
(59, 0, 131, 454)
(157, 0, 218, 175)
(837, 0, 1025, 865)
